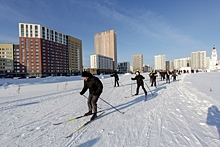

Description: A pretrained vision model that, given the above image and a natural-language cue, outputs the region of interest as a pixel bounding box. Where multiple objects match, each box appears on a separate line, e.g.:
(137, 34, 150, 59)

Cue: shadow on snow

(206, 105, 220, 139)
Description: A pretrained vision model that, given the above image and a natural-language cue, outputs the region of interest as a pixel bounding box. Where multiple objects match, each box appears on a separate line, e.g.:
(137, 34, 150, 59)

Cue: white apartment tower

(191, 51, 206, 71)
(154, 54, 166, 70)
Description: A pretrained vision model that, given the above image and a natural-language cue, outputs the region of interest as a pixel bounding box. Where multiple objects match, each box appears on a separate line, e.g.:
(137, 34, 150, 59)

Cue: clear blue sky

(0, 0, 220, 68)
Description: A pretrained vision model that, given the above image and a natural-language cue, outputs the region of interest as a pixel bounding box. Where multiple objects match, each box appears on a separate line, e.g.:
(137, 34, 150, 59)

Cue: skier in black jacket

(150, 70, 157, 87)
(80, 71, 103, 120)
(131, 71, 147, 96)
(110, 70, 119, 87)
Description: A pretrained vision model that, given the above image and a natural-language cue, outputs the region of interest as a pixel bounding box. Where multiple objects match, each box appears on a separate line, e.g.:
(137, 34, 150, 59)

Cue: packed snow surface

(0, 72, 220, 147)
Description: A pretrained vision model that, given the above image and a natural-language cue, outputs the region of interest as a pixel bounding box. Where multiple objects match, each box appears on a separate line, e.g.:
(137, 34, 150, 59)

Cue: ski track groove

(0, 89, 84, 146)
(1, 74, 220, 146)
(0, 89, 78, 111)
(138, 87, 165, 146)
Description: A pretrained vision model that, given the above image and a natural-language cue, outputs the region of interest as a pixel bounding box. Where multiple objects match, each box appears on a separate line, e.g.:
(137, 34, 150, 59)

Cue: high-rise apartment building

(0, 43, 17, 77)
(191, 51, 206, 70)
(94, 30, 117, 70)
(132, 54, 143, 72)
(67, 36, 83, 75)
(18, 23, 82, 77)
(154, 54, 166, 70)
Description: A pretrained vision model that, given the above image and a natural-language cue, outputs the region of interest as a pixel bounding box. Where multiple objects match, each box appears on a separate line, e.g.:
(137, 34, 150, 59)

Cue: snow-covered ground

(0, 72, 220, 147)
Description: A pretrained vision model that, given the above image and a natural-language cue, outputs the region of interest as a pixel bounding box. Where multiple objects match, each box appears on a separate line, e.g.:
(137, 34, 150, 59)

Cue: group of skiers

(79, 69, 178, 121)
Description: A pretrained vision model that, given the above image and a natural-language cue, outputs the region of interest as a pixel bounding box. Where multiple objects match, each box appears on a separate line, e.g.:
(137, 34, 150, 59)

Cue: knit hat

(81, 71, 91, 77)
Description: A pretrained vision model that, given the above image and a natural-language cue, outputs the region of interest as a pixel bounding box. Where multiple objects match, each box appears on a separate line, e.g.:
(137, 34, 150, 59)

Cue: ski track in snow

(1, 73, 220, 146)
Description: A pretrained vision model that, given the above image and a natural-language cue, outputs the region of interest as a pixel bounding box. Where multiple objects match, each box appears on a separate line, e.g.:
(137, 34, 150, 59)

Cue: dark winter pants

(136, 84, 147, 95)
(87, 94, 99, 113)
(114, 79, 119, 87)
(151, 78, 156, 87)
(166, 75, 170, 83)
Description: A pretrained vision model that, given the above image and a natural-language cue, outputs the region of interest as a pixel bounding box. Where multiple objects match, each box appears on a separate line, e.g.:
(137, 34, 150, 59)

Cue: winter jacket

(80, 75, 103, 96)
(131, 75, 145, 85)
(150, 71, 157, 80)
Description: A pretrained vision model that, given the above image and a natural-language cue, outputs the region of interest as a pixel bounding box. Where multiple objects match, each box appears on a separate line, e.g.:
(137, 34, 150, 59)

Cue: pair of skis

(125, 94, 148, 101)
(53, 111, 105, 138)
(53, 110, 104, 125)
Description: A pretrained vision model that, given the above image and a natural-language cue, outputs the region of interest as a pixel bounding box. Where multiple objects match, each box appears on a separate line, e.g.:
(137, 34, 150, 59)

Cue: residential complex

(191, 51, 207, 71)
(173, 58, 190, 70)
(90, 54, 113, 74)
(18, 23, 82, 77)
(94, 30, 117, 70)
(132, 54, 143, 72)
(67, 36, 83, 75)
(154, 54, 166, 70)
(1, 23, 219, 78)
(0, 43, 18, 77)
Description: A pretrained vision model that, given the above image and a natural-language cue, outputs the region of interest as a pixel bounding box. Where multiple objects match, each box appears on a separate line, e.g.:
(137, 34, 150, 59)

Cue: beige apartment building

(191, 51, 207, 71)
(67, 36, 83, 75)
(132, 54, 143, 72)
(0, 43, 15, 77)
(94, 30, 117, 70)
(154, 54, 166, 70)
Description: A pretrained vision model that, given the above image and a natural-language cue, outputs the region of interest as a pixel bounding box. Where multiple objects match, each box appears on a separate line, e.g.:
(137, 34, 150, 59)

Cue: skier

(165, 70, 170, 83)
(150, 70, 157, 87)
(110, 70, 119, 87)
(131, 71, 147, 96)
(79, 71, 103, 120)
(172, 70, 177, 81)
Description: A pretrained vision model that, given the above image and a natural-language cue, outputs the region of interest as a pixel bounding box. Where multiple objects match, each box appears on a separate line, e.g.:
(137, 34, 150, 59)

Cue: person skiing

(110, 70, 119, 87)
(165, 70, 170, 83)
(79, 71, 103, 120)
(150, 70, 157, 87)
(172, 70, 177, 81)
(131, 71, 147, 96)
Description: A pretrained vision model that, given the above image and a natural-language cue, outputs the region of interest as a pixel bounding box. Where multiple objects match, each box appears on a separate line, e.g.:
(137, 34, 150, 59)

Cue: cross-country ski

(65, 112, 105, 138)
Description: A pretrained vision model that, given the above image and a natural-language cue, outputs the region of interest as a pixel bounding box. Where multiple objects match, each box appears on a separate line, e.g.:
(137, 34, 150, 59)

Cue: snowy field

(0, 72, 220, 147)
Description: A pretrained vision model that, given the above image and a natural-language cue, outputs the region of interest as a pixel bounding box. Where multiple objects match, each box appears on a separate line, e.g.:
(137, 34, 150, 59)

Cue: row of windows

(0, 56, 13, 58)
(0, 48, 12, 50)
(0, 52, 13, 54)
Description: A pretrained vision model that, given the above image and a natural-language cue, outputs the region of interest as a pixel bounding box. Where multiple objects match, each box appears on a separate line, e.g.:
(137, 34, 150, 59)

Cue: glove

(79, 92, 83, 95)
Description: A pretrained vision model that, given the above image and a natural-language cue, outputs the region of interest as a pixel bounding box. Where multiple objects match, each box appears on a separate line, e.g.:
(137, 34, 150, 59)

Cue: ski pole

(145, 81, 153, 95)
(99, 97, 125, 114)
(111, 78, 113, 86)
(82, 95, 101, 109)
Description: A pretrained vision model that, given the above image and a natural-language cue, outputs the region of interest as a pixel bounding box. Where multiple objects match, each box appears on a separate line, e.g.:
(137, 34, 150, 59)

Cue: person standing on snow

(110, 70, 119, 87)
(165, 70, 170, 83)
(79, 71, 103, 120)
(131, 71, 147, 96)
(150, 70, 157, 87)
